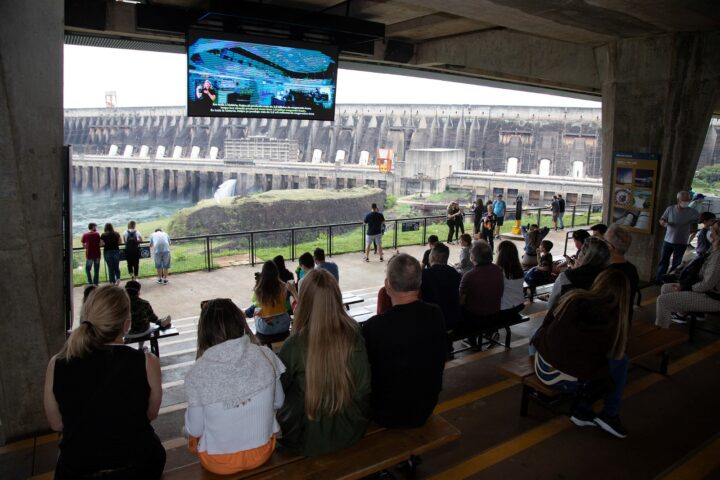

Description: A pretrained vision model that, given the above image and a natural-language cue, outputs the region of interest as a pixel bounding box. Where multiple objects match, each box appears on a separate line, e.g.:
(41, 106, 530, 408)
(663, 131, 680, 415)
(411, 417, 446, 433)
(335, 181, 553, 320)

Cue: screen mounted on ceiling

(187, 29, 339, 121)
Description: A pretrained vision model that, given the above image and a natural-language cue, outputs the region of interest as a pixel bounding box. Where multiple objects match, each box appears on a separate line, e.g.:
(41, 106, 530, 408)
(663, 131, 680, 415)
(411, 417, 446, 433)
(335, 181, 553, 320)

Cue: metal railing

(71, 203, 603, 285)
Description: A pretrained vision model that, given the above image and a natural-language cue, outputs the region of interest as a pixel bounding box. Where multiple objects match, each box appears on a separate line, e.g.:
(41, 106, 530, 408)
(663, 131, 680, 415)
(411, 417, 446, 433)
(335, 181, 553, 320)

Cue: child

(481, 204, 497, 252)
(456, 233, 473, 273)
(422, 235, 439, 269)
(524, 258, 555, 289)
(539, 240, 554, 266)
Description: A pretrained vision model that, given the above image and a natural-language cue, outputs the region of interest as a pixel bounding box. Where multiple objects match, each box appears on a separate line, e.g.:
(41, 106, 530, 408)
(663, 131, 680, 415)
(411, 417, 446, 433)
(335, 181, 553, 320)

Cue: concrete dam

(63, 105, 720, 205)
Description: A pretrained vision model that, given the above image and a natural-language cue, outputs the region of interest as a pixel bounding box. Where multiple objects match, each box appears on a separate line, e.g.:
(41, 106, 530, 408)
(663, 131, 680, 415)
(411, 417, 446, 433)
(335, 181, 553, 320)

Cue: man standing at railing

(364, 203, 385, 262)
(557, 194, 566, 230)
(492, 194, 506, 239)
(149, 228, 172, 285)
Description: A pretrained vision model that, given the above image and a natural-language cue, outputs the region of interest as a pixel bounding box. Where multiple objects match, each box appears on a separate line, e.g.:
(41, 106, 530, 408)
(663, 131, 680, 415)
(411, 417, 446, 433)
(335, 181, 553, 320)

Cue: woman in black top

(44, 285, 165, 479)
(446, 202, 459, 243)
(472, 199, 484, 235)
(454, 204, 465, 240)
(100, 223, 123, 285)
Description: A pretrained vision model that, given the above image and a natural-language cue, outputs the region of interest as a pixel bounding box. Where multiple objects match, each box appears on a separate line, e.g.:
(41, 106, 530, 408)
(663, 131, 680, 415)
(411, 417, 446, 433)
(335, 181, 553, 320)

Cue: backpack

(125, 230, 139, 254)
(679, 254, 707, 291)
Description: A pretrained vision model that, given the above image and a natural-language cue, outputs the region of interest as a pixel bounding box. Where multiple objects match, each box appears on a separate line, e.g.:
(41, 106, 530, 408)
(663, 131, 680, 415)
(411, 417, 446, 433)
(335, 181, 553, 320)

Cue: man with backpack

(123, 220, 143, 281)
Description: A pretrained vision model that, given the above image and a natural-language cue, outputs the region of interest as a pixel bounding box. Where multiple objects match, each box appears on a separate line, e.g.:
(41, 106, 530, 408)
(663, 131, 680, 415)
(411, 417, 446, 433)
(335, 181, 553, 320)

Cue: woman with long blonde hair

(531, 268, 631, 439)
(184, 299, 285, 474)
(44, 285, 165, 479)
(277, 269, 370, 456)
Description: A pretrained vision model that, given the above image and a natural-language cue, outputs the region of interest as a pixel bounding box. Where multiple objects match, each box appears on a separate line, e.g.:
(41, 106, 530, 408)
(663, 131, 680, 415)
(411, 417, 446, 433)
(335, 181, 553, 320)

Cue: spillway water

(71, 191, 193, 235)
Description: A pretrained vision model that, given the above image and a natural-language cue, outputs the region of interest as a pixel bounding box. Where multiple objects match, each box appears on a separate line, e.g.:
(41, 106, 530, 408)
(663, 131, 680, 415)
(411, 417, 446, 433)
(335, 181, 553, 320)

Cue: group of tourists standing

(81, 221, 172, 286)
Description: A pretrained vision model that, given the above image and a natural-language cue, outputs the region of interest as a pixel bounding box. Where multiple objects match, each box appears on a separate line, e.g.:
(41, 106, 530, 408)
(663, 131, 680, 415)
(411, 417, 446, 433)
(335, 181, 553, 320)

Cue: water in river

(71, 191, 193, 235)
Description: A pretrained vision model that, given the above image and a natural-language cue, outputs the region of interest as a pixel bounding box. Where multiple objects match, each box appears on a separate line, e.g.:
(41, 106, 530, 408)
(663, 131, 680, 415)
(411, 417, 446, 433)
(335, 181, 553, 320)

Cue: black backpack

(125, 230, 139, 254)
(678, 254, 707, 291)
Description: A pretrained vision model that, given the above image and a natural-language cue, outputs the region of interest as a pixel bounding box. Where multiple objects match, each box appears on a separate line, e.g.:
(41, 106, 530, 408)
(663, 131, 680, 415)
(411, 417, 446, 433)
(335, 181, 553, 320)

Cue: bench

(686, 312, 720, 342)
(342, 294, 364, 311)
(124, 327, 179, 357)
(497, 321, 688, 416)
(255, 331, 291, 350)
(448, 313, 531, 353)
(161, 414, 460, 480)
(523, 282, 554, 302)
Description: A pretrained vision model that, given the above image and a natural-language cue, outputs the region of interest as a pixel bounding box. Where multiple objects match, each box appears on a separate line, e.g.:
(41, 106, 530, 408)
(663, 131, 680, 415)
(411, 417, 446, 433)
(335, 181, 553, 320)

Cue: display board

(608, 151, 660, 234)
(187, 29, 338, 120)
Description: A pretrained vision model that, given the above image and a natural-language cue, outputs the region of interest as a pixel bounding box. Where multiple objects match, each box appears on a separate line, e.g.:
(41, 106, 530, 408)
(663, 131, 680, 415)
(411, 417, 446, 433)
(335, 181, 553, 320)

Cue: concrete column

(598, 32, 720, 280)
(109, 167, 117, 193)
(81, 166, 91, 191)
(147, 167, 156, 199)
(169, 170, 177, 200)
(0, 0, 65, 442)
(128, 168, 137, 197)
(97, 167, 109, 192)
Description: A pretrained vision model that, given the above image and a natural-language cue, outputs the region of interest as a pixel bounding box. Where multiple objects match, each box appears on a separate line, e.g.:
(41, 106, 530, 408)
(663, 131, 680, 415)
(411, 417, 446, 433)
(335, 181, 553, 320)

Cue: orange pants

(188, 434, 276, 475)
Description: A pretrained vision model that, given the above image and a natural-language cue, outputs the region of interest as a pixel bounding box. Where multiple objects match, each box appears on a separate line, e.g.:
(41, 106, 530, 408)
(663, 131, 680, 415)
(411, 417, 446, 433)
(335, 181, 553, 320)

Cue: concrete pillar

(92, 166, 100, 192)
(176, 171, 188, 200)
(598, 32, 720, 280)
(0, 0, 65, 442)
(169, 170, 177, 200)
(98, 167, 109, 192)
(109, 167, 117, 192)
(128, 168, 137, 197)
(147, 167, 156, 199)
(81, 166, 91, 191)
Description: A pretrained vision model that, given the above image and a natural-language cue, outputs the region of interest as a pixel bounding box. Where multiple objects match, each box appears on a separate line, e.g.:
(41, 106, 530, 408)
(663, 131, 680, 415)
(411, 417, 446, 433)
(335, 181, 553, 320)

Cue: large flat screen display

(187, 30, 339, 120)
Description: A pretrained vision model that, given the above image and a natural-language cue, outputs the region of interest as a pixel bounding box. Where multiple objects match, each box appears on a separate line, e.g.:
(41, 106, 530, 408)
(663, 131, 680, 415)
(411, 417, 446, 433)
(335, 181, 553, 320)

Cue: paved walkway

(72, 228, 577, 324)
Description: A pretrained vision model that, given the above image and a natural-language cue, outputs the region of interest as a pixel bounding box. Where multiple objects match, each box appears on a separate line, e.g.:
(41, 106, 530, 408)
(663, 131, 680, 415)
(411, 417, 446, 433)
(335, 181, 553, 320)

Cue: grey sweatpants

(655, 283, 720, 328)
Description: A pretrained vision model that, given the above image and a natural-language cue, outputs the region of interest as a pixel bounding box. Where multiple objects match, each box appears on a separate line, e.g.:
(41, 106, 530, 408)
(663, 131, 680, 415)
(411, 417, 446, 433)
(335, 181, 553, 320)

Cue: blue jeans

(656, 241, 686, 282)
(603, 356, 628, 416)
(104, 250, 121, 284)
(255, 312, 291, 335)
(85, 258, 100, 285)
(557, 213, 564, 229)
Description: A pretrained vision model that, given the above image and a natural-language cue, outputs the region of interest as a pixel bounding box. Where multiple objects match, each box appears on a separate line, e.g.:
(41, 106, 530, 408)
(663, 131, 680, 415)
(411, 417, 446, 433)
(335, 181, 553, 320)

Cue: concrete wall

(0, 0, 65, 442)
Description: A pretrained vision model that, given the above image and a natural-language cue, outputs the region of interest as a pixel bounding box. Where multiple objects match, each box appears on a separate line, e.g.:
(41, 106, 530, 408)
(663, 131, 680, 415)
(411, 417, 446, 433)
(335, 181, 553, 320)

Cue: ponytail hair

(58, 285, 130, 360)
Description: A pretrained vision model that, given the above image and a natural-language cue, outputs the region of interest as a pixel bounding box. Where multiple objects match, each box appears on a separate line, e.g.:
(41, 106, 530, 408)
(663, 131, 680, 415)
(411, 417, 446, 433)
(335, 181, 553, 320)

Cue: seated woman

(532, 269, 631, 438)
(277, 269, 371, 456)
(521, 224, 550, 268)
(495, 240, 526, 321)
(253, 260, 297, 336)
(547, 237, 610, 310)
(184, 299, 285, 474)
(656, 218, 720, 328)
(44, 285, 165, 479)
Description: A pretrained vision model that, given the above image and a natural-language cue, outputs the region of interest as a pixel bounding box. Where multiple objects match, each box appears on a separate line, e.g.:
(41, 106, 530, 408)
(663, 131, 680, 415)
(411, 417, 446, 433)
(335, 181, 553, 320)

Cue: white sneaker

(159, 315, 172, 328)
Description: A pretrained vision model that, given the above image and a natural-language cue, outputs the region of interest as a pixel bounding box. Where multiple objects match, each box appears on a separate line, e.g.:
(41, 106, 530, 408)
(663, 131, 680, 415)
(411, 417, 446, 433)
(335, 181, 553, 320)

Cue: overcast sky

(64, 45, 601, 109)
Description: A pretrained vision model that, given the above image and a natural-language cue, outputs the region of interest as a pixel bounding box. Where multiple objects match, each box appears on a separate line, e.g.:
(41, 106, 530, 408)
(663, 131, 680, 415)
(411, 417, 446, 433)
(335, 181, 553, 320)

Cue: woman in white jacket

(184, 298, 285, 474)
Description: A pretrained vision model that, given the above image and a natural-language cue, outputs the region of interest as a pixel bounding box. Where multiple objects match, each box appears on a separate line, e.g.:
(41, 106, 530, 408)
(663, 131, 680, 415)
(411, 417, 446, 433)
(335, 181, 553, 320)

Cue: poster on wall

(609, 152, 660, 234)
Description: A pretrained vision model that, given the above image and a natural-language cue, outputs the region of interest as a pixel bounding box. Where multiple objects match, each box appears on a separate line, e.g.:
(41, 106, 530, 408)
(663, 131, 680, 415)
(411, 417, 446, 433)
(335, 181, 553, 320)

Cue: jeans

(656, 241, 686, 282)
(447, 222, 455, 243)
(85, 258, 100, 285)
(603, 356, 628, 416)
(558, 213, 564, 229)
(104, 250, 121, 284)
(255, 312, 291, 335)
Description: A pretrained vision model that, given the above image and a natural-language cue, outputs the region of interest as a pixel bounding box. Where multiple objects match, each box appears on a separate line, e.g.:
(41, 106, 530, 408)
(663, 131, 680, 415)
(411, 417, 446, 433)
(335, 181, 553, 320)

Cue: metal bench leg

(504, 327, 511, 348)
(688, 315, 697, 343)
(520, 384, 531, 416)
(151, 338, 159, 357)
(660, 351, 670, 375)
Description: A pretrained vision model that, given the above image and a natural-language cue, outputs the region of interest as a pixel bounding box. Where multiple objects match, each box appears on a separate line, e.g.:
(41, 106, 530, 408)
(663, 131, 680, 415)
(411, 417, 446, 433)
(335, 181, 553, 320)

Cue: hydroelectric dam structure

(64, 105, 720, 205)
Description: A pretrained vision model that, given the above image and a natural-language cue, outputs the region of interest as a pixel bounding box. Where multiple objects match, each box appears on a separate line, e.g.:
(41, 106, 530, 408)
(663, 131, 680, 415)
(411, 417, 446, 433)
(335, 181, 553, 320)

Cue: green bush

(385, 194, 397, 210)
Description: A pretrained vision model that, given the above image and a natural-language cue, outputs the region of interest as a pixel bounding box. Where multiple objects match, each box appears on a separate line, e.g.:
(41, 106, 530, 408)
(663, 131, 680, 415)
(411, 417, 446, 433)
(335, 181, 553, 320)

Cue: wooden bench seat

(496, 321, 689, 416)
(448, 314, 531, 353)
(124, 327, 179, 357)
(162, 415, 460, 480)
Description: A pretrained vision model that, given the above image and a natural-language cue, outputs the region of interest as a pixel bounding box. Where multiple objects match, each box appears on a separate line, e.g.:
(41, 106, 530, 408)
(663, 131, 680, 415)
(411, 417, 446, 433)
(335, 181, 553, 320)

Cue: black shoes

(595, 413, 628, 439)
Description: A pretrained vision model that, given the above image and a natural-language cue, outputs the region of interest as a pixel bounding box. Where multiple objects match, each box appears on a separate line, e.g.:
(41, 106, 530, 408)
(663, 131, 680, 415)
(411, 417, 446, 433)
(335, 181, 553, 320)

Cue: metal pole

(328, 226, 333, 257)
(536, 208, 541, 226)
(250, 233, 255, 266)
(393, 220, 398, 248)
(571, 205, 576, 227)
(291, 229, 295, 261)
(587, 204, 592, 225)
(206, 237, 211, 271)
(422, 218, 427, 245)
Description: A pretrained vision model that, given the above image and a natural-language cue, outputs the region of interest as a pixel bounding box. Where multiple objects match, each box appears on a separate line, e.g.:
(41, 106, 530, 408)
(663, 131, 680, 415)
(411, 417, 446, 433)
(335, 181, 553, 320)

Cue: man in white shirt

(149, 228, 172, 284)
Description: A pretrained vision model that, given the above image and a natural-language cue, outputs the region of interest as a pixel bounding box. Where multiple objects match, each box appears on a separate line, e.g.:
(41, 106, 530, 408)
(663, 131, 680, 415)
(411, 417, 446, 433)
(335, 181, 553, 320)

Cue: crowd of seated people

(48, 220, 715, 478)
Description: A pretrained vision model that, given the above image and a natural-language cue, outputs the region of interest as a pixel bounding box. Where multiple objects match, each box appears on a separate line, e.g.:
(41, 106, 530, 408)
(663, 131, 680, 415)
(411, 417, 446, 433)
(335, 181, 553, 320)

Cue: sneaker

(364, 256, 369, 262)
(156, 278, 163, 284)
(595, 413, 628, 438)
(162, 278, 169, 284)
(671, 313, 688, 324)
(380, 256, 384, 262)
(570, 408, 597, 428)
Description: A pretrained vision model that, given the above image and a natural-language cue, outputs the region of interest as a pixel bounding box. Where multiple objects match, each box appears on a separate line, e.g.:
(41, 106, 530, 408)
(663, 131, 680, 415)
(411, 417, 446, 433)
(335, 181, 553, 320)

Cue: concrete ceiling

(67, 1, 720, 111)
(146, 0, 720, 45)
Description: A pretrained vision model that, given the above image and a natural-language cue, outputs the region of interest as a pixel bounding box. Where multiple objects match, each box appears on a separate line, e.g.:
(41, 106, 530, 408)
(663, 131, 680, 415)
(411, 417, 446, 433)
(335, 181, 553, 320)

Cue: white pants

(655, 283, 720, 328)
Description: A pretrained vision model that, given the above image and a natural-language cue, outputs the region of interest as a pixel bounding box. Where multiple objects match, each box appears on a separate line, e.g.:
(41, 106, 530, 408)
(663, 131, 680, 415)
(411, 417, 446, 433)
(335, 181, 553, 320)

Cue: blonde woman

(184, 299, 285, 474)
(277, 269, 371, 456)
(531, 269, 631, 438)
(656, 219, 720, 327)
(43, 285, 165, 479)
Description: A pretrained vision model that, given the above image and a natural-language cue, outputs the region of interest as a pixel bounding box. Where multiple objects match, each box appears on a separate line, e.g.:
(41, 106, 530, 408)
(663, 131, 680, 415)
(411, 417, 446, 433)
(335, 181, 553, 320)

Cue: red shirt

(459, 263, 504, 316)
(81, 231, 101, 259)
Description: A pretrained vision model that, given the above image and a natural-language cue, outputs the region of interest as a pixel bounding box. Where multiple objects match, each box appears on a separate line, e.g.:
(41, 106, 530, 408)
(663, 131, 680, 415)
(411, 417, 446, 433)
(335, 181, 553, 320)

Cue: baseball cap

(694, 193, 705, 200)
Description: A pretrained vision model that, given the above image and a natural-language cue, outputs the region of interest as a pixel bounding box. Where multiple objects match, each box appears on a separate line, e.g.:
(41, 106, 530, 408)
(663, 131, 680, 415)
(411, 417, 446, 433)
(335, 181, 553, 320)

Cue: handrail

(71, 203, 603, 284)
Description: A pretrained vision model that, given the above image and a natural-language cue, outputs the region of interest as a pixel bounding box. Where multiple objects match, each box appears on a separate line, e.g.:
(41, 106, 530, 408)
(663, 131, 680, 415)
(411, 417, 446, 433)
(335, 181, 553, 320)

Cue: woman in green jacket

(277, 269, 370, 456)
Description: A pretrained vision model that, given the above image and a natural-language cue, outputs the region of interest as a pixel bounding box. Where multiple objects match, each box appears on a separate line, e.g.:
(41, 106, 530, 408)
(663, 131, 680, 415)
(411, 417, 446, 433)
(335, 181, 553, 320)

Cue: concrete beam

(415, 28, 601, 94)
